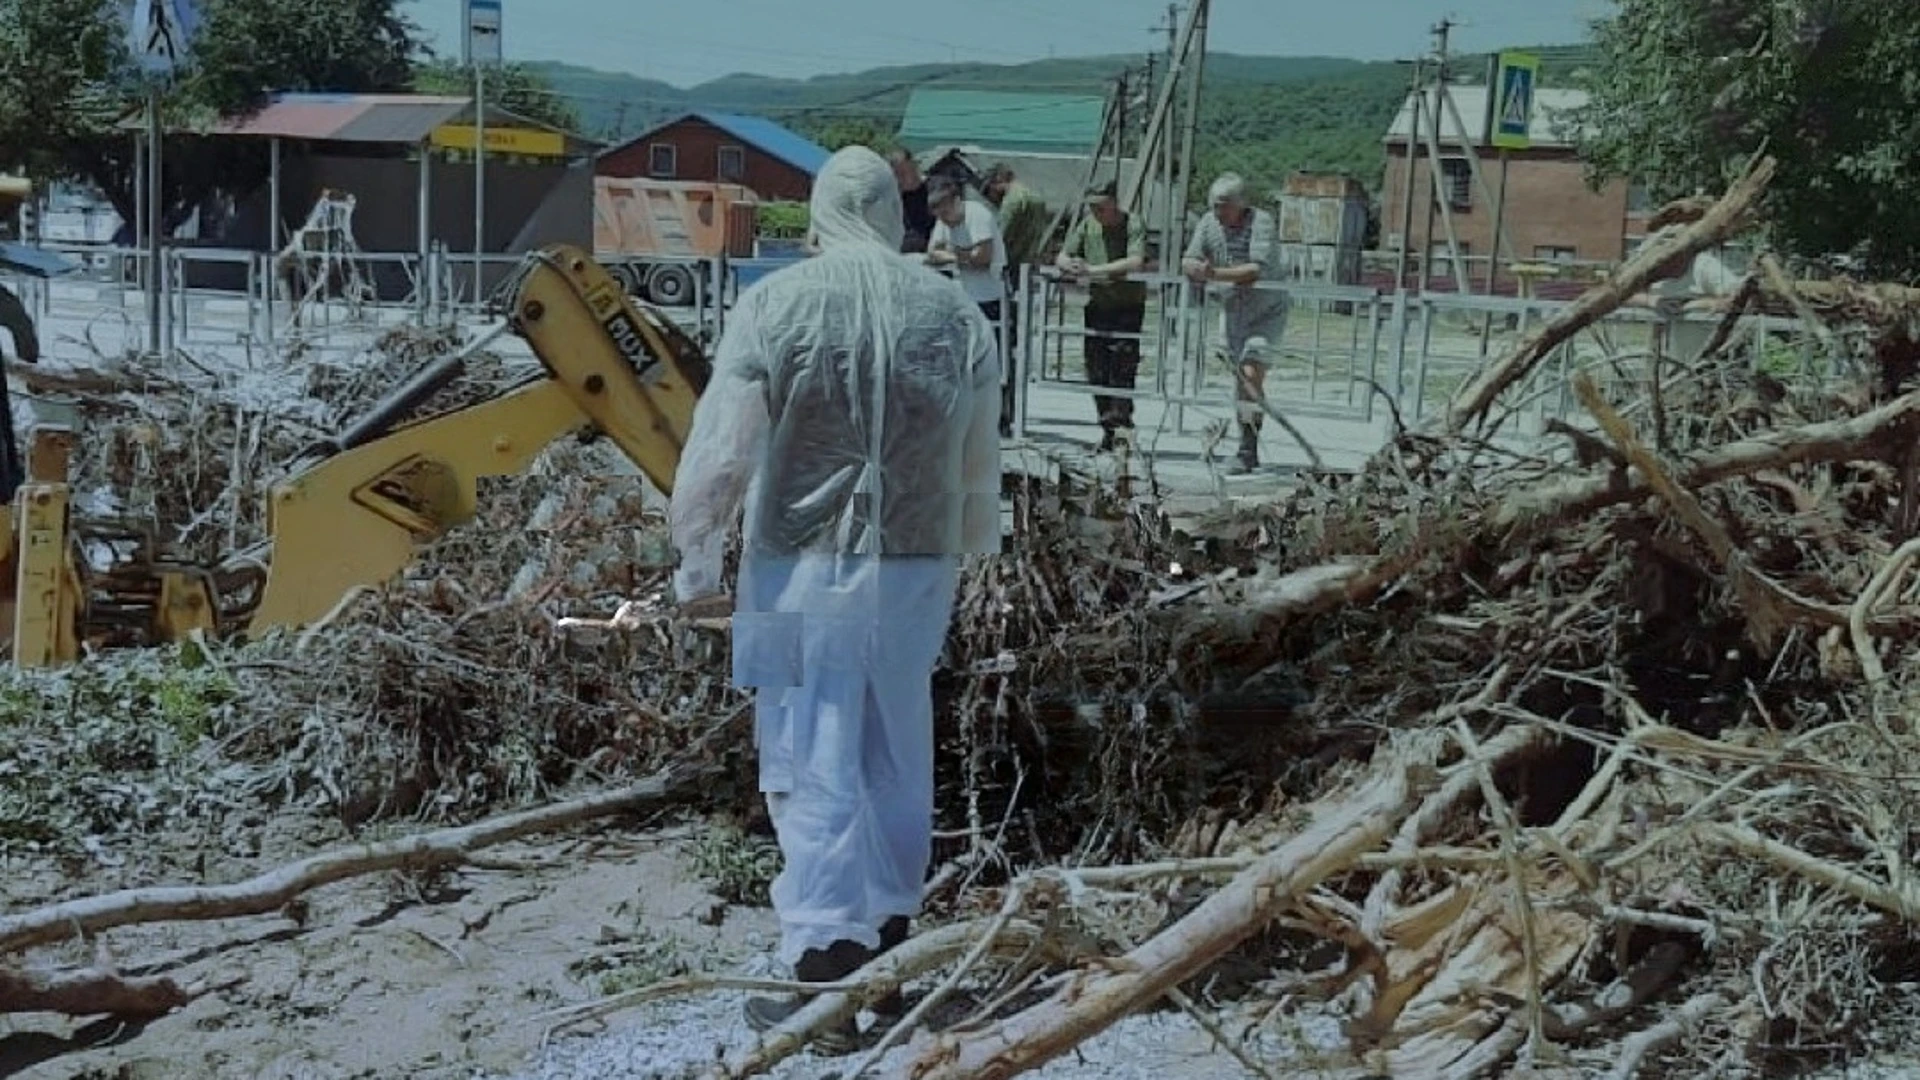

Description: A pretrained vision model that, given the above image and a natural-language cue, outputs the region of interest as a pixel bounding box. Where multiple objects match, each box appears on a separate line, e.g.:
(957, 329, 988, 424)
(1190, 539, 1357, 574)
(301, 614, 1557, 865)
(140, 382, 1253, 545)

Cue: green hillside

(530, 45, 1590, 197)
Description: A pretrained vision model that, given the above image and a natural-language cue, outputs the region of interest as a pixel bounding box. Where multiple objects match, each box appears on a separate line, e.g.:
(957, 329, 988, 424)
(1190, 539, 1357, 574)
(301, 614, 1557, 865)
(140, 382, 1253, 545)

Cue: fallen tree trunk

(883, 757, 1421, 1080)
(6, 359, 167, 398)
(1437, 155, 1777, 437)
(1491, 386, 1920, 533)
(0, 713, 742, 955)
(0, 965, 195, 1019)
(1177, 389, 1920, 638)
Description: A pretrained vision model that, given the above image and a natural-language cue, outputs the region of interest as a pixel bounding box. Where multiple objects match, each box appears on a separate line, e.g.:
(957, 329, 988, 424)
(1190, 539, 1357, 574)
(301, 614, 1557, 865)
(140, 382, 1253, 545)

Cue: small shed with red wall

(596, 112, 830, 202)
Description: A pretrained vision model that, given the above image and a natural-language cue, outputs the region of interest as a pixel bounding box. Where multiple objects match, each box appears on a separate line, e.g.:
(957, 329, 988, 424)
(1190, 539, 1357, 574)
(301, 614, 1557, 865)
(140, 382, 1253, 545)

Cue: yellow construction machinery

(0, 243, 712, 667)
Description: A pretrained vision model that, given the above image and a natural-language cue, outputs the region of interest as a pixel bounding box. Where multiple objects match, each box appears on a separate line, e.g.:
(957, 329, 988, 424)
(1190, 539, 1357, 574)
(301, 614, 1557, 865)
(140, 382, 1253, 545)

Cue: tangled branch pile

(12, 155, 1920, 1078)
(819, 156, 1920, 1079)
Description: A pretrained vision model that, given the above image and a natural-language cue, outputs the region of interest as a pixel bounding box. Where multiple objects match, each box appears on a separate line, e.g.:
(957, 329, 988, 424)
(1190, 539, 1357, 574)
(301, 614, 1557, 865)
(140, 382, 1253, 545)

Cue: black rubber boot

(743, 938, 870, 1055)
(869, 916, 911, 1024)
(1234, 421, 1260, 473)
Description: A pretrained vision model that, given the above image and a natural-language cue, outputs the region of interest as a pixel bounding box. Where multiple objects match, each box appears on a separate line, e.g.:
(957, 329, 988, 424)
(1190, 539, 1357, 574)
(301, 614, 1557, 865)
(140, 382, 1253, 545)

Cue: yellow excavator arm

(2, 244, 714, 665)
(238, 244, 711, 639)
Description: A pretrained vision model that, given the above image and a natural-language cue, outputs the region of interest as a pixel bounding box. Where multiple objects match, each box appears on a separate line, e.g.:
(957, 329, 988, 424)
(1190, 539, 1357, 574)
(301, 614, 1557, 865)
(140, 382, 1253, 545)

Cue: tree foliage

(1190, 72, 1409, 199)
(185, 0, 416, 116)
(1575, 0, 1920, 275)
(789, 116, 899, 155)
(412, 59, 582, 135)
(0, 0, 427, 234)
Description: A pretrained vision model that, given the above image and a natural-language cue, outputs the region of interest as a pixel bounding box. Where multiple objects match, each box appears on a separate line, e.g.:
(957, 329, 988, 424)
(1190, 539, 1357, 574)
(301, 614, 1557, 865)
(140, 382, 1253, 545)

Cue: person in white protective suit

(666, 145, 1004, 1053)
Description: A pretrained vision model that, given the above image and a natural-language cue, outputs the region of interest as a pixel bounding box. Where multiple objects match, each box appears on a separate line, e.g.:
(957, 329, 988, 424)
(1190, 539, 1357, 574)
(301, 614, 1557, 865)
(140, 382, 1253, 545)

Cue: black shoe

(870, 916, 910, 1021)
(742, 938, 871, 1055)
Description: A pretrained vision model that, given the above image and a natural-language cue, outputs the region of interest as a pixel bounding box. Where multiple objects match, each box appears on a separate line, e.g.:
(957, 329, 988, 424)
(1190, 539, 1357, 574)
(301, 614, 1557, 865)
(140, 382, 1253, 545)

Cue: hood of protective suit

(808, 146, 905, 253)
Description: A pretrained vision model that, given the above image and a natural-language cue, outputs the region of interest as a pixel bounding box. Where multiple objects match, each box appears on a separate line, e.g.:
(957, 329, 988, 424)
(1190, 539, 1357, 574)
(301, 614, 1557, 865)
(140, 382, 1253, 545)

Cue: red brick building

(1380, 85, 1637, 289)
(596, 111, 830, 202)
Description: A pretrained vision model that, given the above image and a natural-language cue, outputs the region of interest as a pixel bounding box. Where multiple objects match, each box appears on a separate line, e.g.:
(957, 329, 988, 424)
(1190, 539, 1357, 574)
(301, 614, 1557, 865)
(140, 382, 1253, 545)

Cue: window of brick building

(649, 144, 677, 178)
(718, 145, 745, 181)
(1533, 245, 1577, 263)
(1437, 158, 1472, 211)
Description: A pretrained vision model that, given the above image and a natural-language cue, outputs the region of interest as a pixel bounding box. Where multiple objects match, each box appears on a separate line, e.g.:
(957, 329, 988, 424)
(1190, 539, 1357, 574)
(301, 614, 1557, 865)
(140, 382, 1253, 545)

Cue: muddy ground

(0, 815, 1291, 1080)
(0, 816, 781, 1080)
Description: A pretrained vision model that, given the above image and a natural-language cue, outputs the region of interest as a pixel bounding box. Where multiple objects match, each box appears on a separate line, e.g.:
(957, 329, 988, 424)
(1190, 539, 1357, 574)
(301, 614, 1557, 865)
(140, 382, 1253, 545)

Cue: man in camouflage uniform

(1056, 181, 1147, 451)
(1182, 173, 1288, 473)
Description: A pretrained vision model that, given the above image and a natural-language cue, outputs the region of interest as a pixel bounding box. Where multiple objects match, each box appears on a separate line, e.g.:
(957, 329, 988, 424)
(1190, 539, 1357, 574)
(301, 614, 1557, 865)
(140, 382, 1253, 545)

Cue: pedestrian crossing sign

(130, 0, 200, 77)
(1491, 51, 1539, 150)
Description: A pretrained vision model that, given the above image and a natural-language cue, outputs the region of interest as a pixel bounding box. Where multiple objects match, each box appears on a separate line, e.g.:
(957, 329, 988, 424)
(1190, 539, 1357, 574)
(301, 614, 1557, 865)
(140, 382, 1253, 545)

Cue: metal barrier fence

(1010, 267, 1826, 463)
(5, 243, 1831, 471)
(7, 244, 733, 365)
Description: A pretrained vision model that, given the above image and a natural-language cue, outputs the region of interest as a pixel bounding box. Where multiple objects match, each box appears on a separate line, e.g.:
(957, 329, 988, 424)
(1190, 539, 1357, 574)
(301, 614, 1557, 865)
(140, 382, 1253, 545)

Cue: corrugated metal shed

(899, 90, 1106, 156)
(1382, 85, 1590, 149)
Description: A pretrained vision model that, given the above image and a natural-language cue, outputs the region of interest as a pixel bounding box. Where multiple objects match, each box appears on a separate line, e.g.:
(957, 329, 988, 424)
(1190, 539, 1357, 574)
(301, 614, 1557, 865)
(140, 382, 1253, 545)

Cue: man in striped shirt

(1182, 173, 1288, 473)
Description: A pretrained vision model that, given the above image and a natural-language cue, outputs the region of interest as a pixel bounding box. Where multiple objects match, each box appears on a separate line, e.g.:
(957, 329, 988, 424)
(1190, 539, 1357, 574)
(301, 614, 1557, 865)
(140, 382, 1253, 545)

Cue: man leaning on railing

(1055, 181, 1147, 453)
(1183, 173, 1287, 474)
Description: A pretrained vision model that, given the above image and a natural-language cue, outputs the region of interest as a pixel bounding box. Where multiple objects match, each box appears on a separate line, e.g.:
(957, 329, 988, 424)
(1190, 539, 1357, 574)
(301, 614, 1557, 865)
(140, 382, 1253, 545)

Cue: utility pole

(1159, 4, 1181, 56)
(1419, 20, 1450, 290)
(473, 64, 486, 306)
(1418, 18, 1478, 296)
(146, 88, 163, 355)
(1171, 0, 1208, 272)
(1393, 57, 1423, 291)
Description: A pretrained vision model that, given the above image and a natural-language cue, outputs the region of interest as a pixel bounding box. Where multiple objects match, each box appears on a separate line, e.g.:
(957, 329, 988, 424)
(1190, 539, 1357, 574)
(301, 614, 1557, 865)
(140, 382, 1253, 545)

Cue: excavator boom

(3, 244, 715, 664)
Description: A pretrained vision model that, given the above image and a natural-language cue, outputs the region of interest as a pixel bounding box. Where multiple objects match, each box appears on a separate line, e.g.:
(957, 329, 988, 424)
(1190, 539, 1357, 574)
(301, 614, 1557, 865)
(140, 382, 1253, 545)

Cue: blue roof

(634, 111, 832, 177)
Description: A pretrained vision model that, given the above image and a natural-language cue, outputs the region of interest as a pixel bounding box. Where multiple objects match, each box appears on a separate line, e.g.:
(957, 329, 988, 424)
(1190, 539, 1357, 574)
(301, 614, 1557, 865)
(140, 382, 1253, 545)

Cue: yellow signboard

(429, 124, 566, 158)
(1490, 51, 1540, 150)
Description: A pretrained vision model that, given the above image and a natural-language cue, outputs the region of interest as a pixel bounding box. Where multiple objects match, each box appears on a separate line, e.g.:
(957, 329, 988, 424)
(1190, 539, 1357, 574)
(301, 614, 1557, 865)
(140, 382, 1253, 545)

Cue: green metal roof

(898, 89, 1106, 155)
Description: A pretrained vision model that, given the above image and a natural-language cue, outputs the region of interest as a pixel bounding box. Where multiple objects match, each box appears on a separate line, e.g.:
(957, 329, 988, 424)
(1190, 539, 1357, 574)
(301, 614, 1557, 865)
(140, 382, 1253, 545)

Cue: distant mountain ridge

(528, 44, 1595, 197)
(528, 46, 1596, 143)
(527, 54, 1404, 141)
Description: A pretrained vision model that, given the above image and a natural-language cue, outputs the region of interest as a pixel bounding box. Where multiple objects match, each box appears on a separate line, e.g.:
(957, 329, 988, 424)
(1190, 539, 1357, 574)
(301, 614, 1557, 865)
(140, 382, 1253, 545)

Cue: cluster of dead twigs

(10, 154, 1920, 1078)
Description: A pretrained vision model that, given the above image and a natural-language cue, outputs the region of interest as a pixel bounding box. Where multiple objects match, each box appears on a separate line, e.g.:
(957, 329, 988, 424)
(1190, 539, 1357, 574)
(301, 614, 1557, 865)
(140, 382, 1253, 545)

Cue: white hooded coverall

(668, 146, 1004, 966)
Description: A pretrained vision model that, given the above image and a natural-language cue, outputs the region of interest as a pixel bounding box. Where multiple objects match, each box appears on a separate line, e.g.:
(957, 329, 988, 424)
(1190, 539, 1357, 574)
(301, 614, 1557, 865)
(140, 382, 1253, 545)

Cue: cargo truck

(593, 177, 758, 307)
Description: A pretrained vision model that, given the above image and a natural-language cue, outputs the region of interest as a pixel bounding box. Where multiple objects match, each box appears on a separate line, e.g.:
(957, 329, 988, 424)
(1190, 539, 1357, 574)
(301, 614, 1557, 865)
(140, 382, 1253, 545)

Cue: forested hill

(528, 44, 1593, 196)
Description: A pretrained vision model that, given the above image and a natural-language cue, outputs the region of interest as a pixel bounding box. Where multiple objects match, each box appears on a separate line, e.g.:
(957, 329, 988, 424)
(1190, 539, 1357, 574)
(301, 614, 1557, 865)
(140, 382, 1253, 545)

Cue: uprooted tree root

(12, 154, 1920, 1076)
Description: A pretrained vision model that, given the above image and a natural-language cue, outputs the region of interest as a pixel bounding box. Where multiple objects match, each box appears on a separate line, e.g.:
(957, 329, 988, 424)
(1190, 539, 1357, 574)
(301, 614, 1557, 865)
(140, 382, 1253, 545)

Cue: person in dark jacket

(887, 148, 935, 255)
(0, 282, 39, 500)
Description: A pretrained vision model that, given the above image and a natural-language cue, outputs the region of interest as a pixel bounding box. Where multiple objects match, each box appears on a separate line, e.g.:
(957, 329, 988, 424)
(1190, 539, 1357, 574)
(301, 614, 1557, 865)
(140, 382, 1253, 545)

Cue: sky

(401, 0, 1615, 87)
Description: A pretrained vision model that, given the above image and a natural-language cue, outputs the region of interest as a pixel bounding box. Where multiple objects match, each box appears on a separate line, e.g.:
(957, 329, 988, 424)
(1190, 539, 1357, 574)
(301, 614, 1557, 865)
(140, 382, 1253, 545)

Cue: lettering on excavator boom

(600, 303, 665, 383)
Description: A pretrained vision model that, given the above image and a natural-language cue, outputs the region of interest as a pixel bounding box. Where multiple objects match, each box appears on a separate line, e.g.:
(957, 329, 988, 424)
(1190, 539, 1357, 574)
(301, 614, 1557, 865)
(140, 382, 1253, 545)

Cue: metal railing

(1010, 266, 1825, 461)
(12, 243, 736, 360)
(6, 240, 1831, 472)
